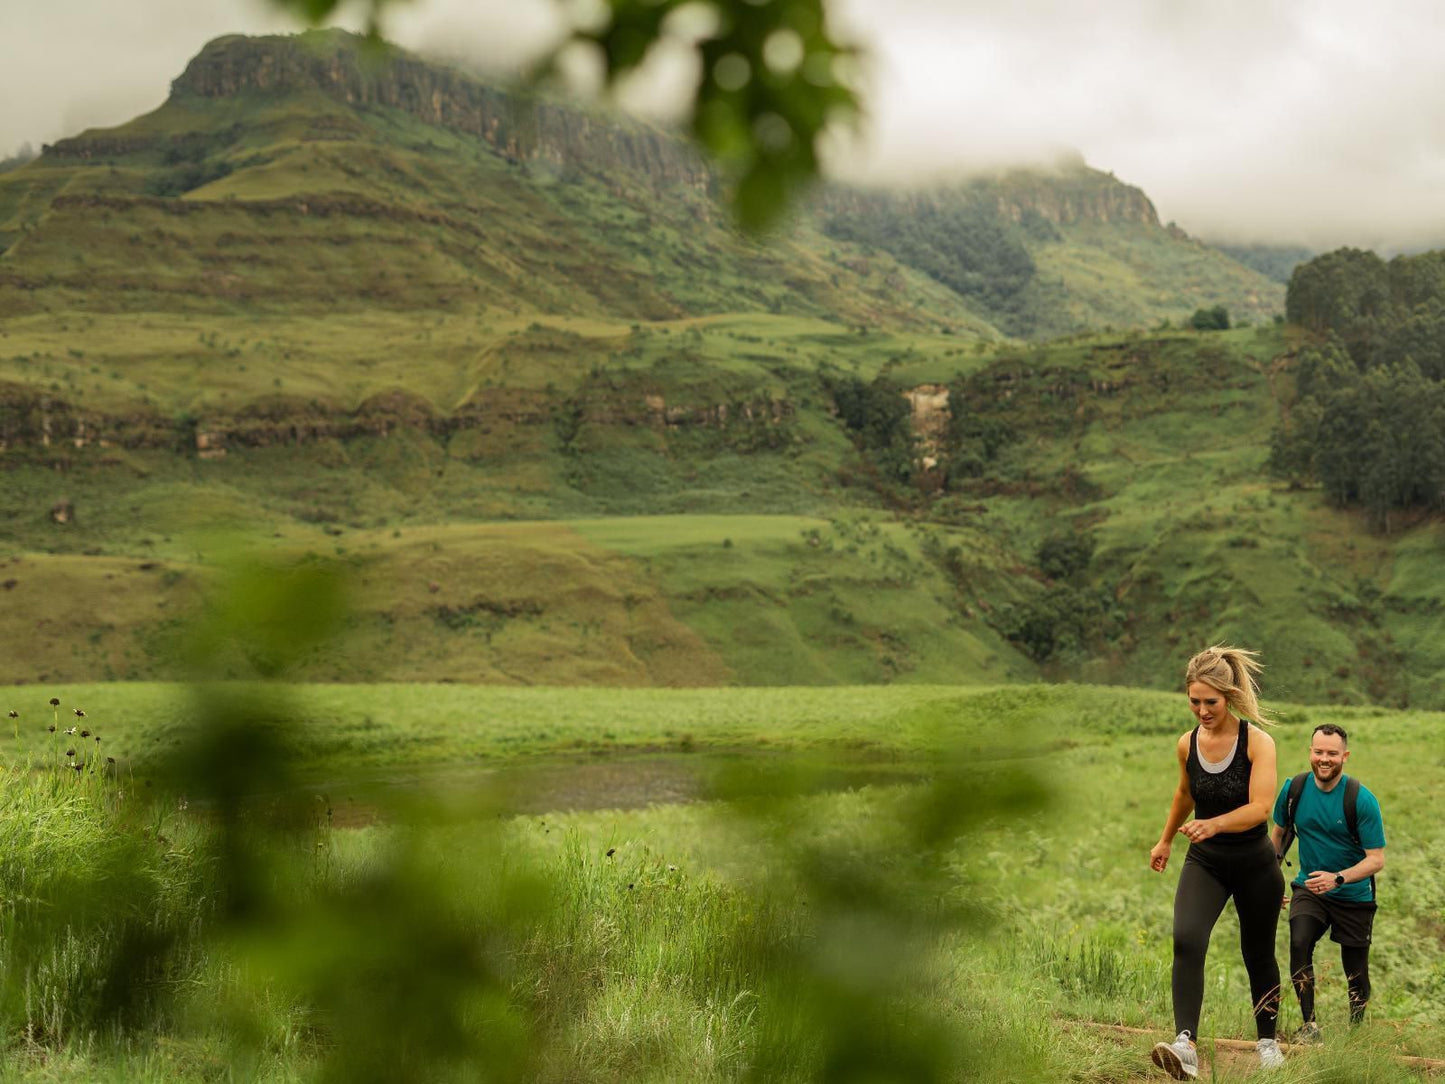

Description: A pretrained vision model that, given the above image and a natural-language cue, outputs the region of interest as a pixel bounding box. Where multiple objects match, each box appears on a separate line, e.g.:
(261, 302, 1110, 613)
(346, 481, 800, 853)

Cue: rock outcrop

(821, 162, 1159, 231)
(0, 382, 794, 457)
(161, 31, 713, 193)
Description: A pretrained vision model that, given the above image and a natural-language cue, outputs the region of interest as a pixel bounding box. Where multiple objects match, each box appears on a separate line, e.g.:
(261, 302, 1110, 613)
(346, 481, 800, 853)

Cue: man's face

(1309, 731, 1349, 783)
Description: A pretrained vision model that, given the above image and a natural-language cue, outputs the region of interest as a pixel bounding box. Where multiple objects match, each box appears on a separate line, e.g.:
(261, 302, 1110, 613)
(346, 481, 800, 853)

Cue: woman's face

(1186, 681, 1231, 729)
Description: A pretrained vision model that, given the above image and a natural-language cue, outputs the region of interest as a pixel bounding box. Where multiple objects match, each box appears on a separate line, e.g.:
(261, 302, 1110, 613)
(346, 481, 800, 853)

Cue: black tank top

(1186, 721, 1265, 843)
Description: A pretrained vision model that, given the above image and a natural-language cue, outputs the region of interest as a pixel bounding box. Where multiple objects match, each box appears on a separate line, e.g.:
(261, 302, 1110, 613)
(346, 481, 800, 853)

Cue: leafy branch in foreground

(0, 550, 1049, 1080)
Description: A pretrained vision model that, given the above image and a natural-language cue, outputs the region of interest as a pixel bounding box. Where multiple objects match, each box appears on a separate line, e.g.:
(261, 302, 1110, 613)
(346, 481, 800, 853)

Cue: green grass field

(0, 680, 1439, 1081)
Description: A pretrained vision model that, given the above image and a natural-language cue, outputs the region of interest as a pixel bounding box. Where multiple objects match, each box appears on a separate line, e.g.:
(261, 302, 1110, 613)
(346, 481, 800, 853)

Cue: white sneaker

(1151, 1030, 1199, 1080)
(1257, 1037, 1285, 1069)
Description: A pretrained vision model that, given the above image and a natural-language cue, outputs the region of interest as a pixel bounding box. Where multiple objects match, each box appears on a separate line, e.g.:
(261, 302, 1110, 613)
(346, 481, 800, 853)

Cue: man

(1270, 723, 1387, 1042)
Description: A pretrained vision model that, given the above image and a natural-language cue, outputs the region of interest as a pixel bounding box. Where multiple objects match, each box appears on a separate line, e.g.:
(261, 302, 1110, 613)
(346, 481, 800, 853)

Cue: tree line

(1271, 248, 1445, 527)
(819, 195, 1045, 336)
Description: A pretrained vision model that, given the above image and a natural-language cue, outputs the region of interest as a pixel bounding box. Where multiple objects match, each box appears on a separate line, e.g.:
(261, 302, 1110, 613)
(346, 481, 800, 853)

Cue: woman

(1148, 645, 1285, 1079)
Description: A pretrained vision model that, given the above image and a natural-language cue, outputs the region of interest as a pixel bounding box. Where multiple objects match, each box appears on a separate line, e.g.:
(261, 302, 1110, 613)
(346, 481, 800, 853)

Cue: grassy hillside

(0, 30, 1437, 704)
(0, 30, 1279, 340)
(4, 316, 1444, 705)
(0, 48, 990, 334)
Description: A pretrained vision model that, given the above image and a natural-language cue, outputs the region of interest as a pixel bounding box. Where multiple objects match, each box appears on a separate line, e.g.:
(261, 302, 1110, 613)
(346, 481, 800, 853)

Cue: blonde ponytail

(1184, 644, 1275, 726)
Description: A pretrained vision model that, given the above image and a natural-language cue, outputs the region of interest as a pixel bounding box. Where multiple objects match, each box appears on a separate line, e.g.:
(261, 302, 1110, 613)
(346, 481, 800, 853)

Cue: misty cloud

(826, 0, 1445, 248)
(5, 0, 1445, 249)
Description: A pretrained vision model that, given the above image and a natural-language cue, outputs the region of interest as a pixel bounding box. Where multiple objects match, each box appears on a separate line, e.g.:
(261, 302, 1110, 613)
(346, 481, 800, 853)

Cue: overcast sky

(5, 0, 1445, 250)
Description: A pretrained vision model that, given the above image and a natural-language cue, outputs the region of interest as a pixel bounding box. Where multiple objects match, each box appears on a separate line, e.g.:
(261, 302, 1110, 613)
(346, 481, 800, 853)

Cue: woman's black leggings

(1290, 918, 1371, 1024)
(1172, 836, 1284, 1039)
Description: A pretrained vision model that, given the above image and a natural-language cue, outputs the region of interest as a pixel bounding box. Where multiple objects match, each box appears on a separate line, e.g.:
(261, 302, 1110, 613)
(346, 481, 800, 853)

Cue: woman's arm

(1150, 733, 1194, 871)
(1182, 725, 1277, 841)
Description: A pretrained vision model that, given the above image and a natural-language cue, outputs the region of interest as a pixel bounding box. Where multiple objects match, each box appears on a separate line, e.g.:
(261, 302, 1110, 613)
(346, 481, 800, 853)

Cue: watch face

(1334, 874, 1345, 886)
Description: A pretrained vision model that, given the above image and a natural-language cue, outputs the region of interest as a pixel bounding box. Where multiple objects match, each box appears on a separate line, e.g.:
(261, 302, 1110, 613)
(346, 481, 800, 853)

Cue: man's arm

(1303, 847, 1384, 894)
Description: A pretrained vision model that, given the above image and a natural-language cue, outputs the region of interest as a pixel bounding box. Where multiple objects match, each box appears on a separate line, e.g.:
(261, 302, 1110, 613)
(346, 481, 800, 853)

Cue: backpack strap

(1276, 771, 1311, 864)
(1342, 776, 1377, 900)
(1342, 776, 1361, 845)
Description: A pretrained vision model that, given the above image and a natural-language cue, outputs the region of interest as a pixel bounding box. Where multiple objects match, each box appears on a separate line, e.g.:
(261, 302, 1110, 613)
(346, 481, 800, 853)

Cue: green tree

(825, 372, 914, 483)
(1035, 532, 1095, 581)
(1300, 359, 1445, 528)
(943, 379, 1015, 480)
(1266, 395, 1322, 488)
(1375, 299, 1445, 380)
(1285, 248, 1389, 360)
(1188, 304, 1230, 331)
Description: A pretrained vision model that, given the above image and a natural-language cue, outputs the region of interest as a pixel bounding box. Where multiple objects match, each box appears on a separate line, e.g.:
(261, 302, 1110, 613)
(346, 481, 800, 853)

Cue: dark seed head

(66, 749, 75, 757)
(47, 725, 56, 733)
(73, 709, 85, 718)
(95, 736, 101, 744)
(6, 710, 17, 718)
(106, 756, 115, 764)
(71, 763, 83, 773)
(606, 847, 616, 858)
(49, 697, 60, 707)
(80, 729, 90, 738)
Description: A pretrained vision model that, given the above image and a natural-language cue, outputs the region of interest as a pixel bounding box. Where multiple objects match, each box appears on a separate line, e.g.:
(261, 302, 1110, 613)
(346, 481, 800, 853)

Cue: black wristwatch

(1333, 873, 1346, 887)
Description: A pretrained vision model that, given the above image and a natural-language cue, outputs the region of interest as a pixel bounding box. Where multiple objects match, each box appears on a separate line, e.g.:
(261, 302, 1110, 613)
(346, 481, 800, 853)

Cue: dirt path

(1074, 1021, 1445, 1078)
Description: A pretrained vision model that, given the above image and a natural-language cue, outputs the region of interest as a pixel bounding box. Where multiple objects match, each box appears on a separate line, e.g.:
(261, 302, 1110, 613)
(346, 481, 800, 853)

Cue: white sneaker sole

(1151, 1041, 1199, 1080)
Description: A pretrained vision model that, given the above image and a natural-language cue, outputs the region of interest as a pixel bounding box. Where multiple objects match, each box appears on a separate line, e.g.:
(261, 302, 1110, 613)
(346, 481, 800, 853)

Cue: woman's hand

(1178, 819, 1218, 843)
(1150, 840, 1172, 872)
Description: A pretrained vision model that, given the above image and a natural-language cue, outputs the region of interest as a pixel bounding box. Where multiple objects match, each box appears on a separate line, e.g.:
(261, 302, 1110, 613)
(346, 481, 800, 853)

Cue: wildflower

(80, 729, 89, 738)
(6, 711, 16, 719)
(71, 763, 82, 773)
(95, 736, 101, 744)
(66, 749, 75, 757)
(106, 757, 115, 765)
(47, 725, 55, 733)
(668, 864, 678, 872)
(48, 697, 59, 706)
(73, 709, 85, 718)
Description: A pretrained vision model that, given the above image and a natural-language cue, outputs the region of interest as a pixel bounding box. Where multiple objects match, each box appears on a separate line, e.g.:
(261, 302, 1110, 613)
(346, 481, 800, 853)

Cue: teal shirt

(1272, 774, 1386, 904)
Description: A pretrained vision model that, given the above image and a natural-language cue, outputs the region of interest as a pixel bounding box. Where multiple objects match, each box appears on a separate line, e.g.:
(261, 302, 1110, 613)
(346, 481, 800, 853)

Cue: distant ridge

(159, 31, 714, 195)
(9, 28, 1282, 336)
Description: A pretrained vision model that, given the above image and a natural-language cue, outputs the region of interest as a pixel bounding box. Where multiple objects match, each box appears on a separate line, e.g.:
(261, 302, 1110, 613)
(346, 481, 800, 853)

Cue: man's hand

(1150, 840, 1172, 872)
(1303, 870, 1341, 895)
(1179, 819, 1219, 844)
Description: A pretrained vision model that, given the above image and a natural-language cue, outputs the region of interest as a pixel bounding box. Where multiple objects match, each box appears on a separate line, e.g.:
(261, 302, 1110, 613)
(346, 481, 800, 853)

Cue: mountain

(820, 164, 1284, 337)
(5, 30, 1438, 708)
(0, 30, 1280, 340)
